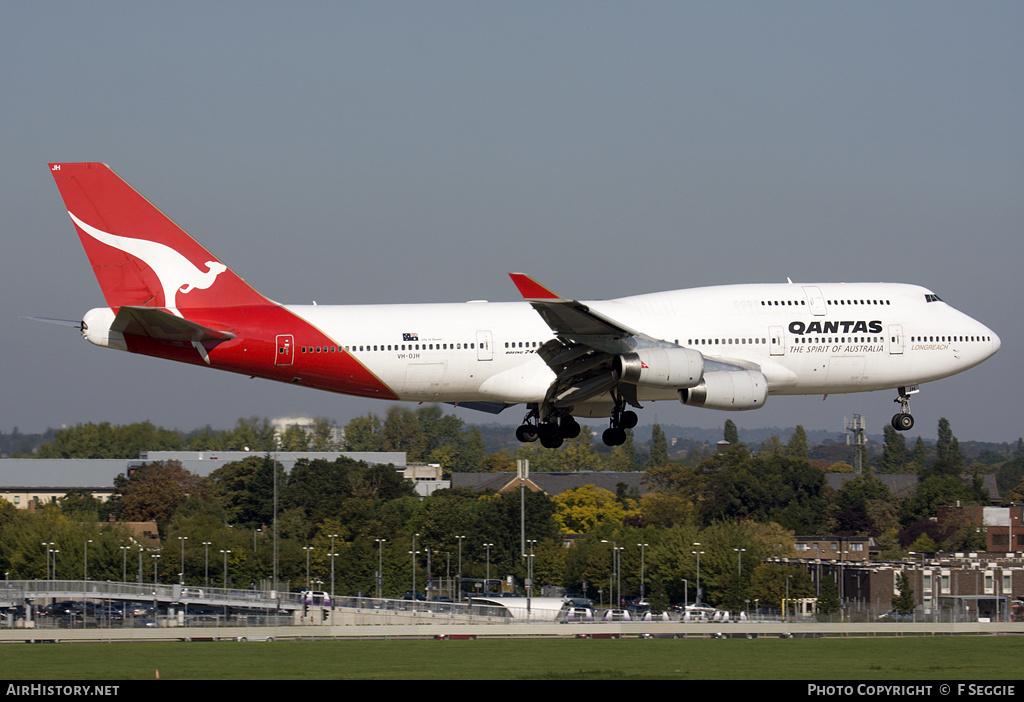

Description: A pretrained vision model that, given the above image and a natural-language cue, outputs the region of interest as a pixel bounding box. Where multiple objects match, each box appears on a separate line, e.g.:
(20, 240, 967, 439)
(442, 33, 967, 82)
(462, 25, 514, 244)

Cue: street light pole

(84, 539, 92, 581)
(328, 534, 338, 600)
(692, 543, 704, 606)
(410, 534, 420, 597)
(178, 536, 187, 585)
(638, 543, 648, 602)
(375, 538, 386, 599)
(455, 535, 465, 602)
(220, 549, 231, 589)
(484, 543, 493, 593)
(601, 540, 616, 608)
(734, 547, 746, 608)
(303, 546, 313, 591)
(202, 542, 211, 588)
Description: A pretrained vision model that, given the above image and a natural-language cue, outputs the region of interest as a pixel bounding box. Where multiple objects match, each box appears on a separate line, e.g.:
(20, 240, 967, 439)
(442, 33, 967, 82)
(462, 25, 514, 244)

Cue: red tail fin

(49, 163, 269, 310)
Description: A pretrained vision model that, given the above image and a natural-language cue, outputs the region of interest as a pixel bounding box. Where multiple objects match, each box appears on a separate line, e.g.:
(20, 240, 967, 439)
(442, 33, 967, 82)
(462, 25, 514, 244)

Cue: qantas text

(789, 320, 883, 336)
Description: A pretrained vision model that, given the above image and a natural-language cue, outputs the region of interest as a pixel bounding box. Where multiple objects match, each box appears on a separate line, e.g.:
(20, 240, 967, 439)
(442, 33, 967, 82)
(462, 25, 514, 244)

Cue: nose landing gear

(891, 386, 917, 431)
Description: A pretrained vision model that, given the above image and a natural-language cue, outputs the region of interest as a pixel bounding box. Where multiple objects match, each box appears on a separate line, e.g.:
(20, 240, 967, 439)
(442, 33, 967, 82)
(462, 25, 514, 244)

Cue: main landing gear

(891, 386, 916, 431)
(602, 408, 638, 447)
(516, 409, 581, 449)
(515, 394, 641, 449)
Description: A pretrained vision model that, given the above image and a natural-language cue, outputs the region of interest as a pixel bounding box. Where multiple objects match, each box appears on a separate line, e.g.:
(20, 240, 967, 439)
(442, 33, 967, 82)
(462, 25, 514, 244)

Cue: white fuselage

(284, 281, 1000, 408)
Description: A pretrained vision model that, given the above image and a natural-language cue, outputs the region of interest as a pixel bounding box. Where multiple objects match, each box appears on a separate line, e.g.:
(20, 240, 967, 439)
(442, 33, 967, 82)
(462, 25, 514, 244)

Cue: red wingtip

(509, 273, 561, 300)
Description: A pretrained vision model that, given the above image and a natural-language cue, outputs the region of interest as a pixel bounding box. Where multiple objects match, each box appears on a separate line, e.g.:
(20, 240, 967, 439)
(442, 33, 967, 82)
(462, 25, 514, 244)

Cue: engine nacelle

(619, 347, 704, 389)
(679, 370, 768, 411)
(82, 307, 127, 351)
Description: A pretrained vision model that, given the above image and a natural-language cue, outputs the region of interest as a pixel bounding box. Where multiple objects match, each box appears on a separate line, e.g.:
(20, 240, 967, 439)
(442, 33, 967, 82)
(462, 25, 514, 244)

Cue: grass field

(0, 636, 1020, 680)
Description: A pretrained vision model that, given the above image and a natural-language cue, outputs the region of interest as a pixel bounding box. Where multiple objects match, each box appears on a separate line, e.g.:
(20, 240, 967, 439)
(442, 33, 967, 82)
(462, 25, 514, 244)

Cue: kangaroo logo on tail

(69, 212, 226, 312)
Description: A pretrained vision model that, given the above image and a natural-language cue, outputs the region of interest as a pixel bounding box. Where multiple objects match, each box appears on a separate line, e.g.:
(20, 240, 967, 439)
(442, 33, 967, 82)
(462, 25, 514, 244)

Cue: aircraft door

(476, 330, 493, 361)
(275, 334, 295, 366)
(802, 286, 827, 316)
(889, 325, 905, 355)
(769, 326, 785, 356)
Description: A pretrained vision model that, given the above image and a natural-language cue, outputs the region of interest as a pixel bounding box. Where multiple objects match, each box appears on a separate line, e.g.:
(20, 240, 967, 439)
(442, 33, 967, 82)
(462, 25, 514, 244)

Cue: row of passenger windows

(301, 343, 479, 353)
(687, 338, 767, 346)
(761, 299, 891, 306)
(911, 335, 992, 343)
(794, 337, 883, 344)
(296, 333, 992, 356)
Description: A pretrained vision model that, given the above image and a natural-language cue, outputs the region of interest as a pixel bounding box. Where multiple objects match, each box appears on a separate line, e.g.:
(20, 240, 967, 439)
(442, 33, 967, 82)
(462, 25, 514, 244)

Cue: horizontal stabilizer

(111, 306, 235, 344)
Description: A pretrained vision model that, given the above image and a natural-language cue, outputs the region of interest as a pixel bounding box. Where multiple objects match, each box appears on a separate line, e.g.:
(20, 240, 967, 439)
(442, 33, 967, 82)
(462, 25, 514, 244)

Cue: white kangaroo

(69, 212, 226, 315)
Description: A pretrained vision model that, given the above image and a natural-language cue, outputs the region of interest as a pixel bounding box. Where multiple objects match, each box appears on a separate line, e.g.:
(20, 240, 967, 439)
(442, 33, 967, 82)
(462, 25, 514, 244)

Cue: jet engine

(679, 369, 768, 410)
(619, 347, 704, 389)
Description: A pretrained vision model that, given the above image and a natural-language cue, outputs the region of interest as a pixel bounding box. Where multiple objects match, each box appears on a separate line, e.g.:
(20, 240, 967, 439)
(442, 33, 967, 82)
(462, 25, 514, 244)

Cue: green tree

(701, 452, 828, 533)
(833, 474, 898, 537)
(606, 429, 638, 472)
(342, 414, 383, 451)
(927, 418, 963, 478)
(227, 417, 276, 452)
(881, 425, 908, 473)
(118, 461, 212, 535)
(901, 474, 981, 527)
(785, 425, 808, 460)
(910, 436, 928, 473)
(748, 563, 813, 612)
(723, 419, 739, 445)
(556, 432, 603, 472)
(552, 485, 628, 534)
(380, 407, 428, 461)
(308, 417, 338, 451)
(816, 575, 841, 617)
(278, 424, 310, 451)
(891, 571, 916, 616)
(648, 424, 669, 468)
(38, 421, 184, 459)
(209, 455, 284, 528)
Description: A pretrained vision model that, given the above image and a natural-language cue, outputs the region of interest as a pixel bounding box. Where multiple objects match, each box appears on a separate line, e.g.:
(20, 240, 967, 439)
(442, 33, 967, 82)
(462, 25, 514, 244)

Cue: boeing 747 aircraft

(46, 163, 1000, 448)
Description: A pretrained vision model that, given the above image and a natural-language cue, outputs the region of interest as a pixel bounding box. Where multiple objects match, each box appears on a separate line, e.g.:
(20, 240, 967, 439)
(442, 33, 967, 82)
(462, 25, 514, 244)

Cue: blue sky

(3, 2, 1021, 443)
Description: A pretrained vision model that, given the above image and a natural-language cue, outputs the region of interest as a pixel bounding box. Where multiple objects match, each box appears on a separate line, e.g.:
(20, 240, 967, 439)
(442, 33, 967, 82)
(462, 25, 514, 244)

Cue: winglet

(509, 273, 562, 300)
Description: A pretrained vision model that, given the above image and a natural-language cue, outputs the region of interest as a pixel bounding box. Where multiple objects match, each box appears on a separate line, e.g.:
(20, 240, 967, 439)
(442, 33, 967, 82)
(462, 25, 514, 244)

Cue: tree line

(3, 411, 1022, 612)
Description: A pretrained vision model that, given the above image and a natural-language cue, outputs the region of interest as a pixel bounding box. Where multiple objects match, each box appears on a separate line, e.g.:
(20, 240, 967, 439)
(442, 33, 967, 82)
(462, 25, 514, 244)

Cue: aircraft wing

(509, 273, 673, 408)
(508, 273, 669, 351)
(509, 273, 756, 410)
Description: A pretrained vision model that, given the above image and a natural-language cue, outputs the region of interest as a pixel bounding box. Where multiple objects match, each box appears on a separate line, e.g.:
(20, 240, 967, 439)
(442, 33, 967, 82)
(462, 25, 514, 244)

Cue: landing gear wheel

(603, 427, 627, 446)
(891, 413, 915, 431)
(537, 422, 563, 448)
(559, 415, 581, 439)
(540, 434, 564, 449)
(516, 424, 538, 443)
(619, 410, 638, 429)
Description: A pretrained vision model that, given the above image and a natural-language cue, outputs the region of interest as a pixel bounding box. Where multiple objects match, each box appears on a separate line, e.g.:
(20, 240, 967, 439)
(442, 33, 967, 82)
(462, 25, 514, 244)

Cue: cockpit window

(925, 294, 942, 303)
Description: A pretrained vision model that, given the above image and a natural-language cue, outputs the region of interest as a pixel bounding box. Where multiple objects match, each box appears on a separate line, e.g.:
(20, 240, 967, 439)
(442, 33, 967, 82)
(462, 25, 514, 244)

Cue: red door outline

(275, 334, 295, 366)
